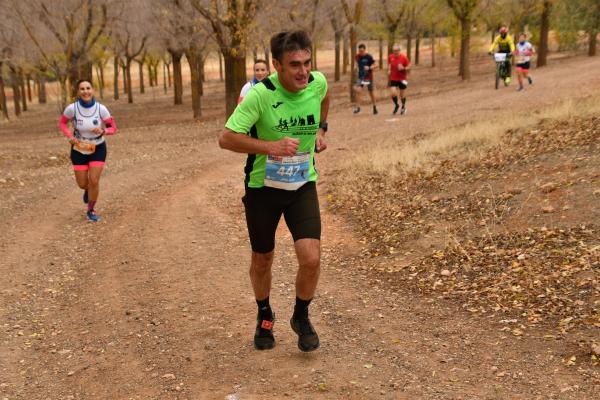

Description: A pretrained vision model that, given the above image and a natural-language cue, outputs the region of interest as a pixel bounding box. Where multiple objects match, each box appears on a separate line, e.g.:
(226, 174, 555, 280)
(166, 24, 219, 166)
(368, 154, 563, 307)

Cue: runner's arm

(316, 91, 329, 153)
(102, 117, 117, 135)
(219, 129, 299, 157)
(58, 115, 74, 138)
(488, 36, 499, 53)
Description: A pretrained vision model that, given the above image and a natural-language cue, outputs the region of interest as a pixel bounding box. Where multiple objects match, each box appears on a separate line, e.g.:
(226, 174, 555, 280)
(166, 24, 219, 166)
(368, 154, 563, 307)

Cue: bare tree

(341, 0, 365, 101)
(191, 0, 261, 117)
(15, 0, 108, 99)
(446, 0, 479, 80)
(537, 0, 552, 67)
(289, 0, 322, 69)
(328, 3, 349, 81)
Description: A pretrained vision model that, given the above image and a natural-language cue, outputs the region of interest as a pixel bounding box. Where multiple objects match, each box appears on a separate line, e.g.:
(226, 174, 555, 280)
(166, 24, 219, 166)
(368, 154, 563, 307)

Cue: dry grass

(353, 94, 600, 175)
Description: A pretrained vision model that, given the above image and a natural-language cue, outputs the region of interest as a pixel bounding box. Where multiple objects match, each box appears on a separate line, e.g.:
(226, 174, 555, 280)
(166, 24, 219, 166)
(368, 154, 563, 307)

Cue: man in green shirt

(219, 30, 329, 352)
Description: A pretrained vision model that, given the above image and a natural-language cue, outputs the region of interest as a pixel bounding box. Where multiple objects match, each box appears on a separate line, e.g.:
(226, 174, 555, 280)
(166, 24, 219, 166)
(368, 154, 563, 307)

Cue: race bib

(264, 152, 310, 190)
(515, 54, 526, 64)
(74, 141, 96, 155)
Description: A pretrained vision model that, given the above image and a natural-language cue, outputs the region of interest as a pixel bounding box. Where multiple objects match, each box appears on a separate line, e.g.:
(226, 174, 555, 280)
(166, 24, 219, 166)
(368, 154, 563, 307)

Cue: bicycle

(493, 53, 512, 90)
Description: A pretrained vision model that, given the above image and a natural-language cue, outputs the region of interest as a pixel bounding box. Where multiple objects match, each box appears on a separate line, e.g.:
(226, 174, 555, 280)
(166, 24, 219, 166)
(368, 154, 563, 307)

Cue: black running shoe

(373, 106, 378, 115)
(353, 107, 361, 114)
(290, 317, 320, 352)
(254, 313, 275, 350)
(528, 76, 533, 85)
(83, 189, 88, 204)
(393, 104, 400, 114)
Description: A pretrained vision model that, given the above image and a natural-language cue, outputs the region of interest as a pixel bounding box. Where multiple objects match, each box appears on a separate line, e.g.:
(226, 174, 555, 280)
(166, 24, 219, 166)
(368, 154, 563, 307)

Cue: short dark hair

(76, 79, 93, 89)
(358, 43, 366, 49)
(254, 59, 268, 68)
(270, 31, 312, 62)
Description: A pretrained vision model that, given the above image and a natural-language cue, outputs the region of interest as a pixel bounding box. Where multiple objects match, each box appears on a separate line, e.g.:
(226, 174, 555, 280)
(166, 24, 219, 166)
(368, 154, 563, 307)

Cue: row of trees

(1, 0, 598, 121)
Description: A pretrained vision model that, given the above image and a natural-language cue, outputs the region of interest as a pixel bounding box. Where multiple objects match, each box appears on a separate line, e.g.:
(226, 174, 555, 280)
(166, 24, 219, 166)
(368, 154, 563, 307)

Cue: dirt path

(1, 55, 599, 399)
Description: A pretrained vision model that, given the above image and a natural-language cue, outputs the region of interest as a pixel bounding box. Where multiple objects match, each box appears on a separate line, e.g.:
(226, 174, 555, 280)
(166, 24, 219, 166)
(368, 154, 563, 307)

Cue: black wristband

(318, 122, 328, 132)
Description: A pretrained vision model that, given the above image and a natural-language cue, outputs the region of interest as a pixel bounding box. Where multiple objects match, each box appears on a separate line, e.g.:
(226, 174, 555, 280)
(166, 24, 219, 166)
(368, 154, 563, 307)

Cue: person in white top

(238, 59, 270, 104)
(58, 79, 118, 222)
(515, 33, 535, 92)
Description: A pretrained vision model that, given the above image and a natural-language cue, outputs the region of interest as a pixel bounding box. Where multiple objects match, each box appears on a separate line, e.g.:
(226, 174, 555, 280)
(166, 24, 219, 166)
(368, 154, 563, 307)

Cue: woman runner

(238, 59, 270, 104)
(58, 79, 117, 222)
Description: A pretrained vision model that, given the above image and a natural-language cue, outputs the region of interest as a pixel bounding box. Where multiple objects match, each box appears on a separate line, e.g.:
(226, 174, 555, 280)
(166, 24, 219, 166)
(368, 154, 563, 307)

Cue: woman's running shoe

(86, 210, 100, 222)
(528, 76, 533, 85)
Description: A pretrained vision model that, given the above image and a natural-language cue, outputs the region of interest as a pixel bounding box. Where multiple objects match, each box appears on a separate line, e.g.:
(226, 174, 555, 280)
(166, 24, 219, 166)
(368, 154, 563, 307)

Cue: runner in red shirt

(388, 44, 411, 115)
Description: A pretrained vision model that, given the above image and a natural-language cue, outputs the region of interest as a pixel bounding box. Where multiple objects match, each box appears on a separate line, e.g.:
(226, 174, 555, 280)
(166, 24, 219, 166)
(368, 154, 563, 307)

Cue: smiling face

(272, 49, 312, 92)
(78, 80, 94, 102)
(254, 62, 269, 81)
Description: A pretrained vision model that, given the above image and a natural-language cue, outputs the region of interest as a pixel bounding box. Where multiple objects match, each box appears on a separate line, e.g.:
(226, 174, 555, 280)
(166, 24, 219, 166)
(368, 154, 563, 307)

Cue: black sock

(256, 297, 273, 320)
(401, 97, 406, 107)
(392, 96, 398, 106)
(293, 297, 312, 320)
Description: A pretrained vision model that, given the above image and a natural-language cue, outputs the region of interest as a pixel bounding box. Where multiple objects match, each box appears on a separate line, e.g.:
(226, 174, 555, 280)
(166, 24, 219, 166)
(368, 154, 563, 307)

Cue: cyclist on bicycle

(488, 26, 515, 85)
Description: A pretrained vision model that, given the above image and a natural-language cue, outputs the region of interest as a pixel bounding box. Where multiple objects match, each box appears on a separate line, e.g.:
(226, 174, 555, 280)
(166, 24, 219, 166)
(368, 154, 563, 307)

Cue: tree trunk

(459, 18, 471, 80)
(126, 59, 134, 103)
(378, 38, 383, 69)
(588, 29, 597, 56)
(431, 31, 436, 68)
(37, 72, 47, 104)
(113, 56, 119, 100)
(334, 30, 341, 82)
(223, 52, 247, 117)
(170, 51, 183, 105)
(122, 61, 128, 94)
(147, 62, 153, 87)
(264, 46, 270, 68)
(415, 34, 420, 65)
(9, 67, 21, 116)
(138, 60, 145, 94)
(163, 62, 167, 94)
(99, 63, 105, 99)
(19, 69, 27, 112)
(537, 0, 551, 67)
(218, 51, 224, 82)
(406, 35, 413, 61)
(166, 63, 172, 87)
(95, 65, 103, 99)
(200, 58, 205, 96)
(387, 32, 396, 57)
(186, 48, 202, 119)
(349, 25, 357, 101)
(0, 66, 8, 120)
(26, 74, 32, 102)
(252, 47, 258, 61)
(312, 44, 318, 71)
(343, 31, 349, 75)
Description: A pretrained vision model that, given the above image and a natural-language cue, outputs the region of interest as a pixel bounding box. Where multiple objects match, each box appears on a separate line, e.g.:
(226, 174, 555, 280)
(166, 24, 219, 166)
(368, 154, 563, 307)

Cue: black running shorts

(70, 141, 107, 166)
(242, 181, 321, 253)
(389, 80, 408, 90)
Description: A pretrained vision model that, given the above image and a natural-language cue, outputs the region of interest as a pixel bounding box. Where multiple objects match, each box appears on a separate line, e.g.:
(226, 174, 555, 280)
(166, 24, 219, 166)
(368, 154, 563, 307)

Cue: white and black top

(62, 99, 111, 145)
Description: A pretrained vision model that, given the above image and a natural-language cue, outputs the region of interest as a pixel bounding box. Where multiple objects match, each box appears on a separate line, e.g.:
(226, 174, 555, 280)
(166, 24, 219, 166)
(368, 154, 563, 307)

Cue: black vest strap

(261, 78, 276, 91)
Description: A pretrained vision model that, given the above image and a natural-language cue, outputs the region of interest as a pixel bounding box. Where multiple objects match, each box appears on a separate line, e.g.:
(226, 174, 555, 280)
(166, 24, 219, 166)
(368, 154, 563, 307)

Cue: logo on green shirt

(273, 114, 316, 134)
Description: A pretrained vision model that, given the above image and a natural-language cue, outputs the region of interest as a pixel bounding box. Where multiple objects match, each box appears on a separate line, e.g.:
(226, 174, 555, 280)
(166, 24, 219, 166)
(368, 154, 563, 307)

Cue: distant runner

(58, 79, 117, 222)
(219, 30, 329, 352)
(353, 43, 378, 115)
(387, 44, 411, 115)
(238, 59, 270, 104)
(488, 26, 515, 85)
(515, 33, 535, 91)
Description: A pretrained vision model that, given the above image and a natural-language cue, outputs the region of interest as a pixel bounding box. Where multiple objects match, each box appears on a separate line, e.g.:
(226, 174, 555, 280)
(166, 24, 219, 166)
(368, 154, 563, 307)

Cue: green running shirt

(225, 71, 328, 189)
